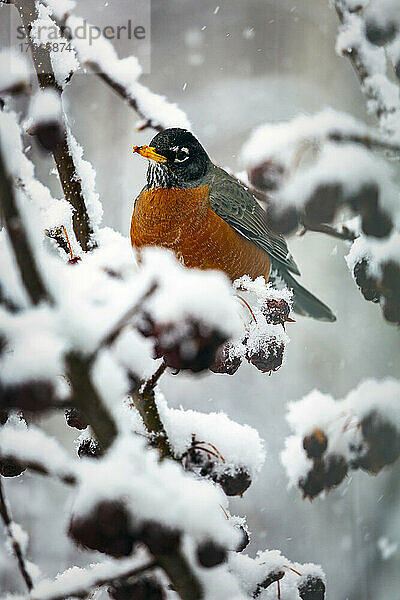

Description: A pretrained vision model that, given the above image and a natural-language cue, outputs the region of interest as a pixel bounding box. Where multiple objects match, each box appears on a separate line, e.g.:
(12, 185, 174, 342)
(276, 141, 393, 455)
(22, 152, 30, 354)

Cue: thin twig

(0, 454, 77, 486)
(0, 477, 33, 591)
(327, 131, 400, 154)
(13, 0, 96, 252)
(90, 68, 164, 132)
(132, 360, 172, 460)
(298, 221, 357, 241)
(93, 282, 158, 357)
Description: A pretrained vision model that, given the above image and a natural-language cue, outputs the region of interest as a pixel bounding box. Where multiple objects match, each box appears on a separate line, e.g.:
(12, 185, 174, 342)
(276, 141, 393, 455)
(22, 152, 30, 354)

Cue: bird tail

(271, 268, 336, 322)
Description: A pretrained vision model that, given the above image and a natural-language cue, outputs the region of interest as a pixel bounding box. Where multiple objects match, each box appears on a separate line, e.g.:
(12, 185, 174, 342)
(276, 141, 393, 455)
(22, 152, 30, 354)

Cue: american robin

(131, 128, 335, 322)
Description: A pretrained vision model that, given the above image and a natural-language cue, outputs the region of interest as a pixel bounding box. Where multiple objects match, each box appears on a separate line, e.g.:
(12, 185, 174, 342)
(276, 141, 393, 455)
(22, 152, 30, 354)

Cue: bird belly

(131, 186, 270, 281)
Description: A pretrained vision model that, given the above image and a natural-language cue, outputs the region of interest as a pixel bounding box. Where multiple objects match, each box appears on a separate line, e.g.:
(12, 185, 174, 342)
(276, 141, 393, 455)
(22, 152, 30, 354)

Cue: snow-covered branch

(0, 478, 33, 591)
(12, 0, 96, 252)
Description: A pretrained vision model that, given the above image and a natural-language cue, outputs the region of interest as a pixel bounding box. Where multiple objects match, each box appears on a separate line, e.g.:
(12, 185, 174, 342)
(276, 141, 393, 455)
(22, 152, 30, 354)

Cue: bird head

(133, 128, 211, 188)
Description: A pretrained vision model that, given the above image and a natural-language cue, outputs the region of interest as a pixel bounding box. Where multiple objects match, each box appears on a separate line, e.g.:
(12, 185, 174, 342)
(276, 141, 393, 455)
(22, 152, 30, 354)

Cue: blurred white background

(1, 1, 399, 598)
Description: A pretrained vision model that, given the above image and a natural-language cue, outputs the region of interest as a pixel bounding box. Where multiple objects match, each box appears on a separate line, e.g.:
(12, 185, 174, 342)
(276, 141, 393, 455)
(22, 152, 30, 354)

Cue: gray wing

(207, 167, 300, 275)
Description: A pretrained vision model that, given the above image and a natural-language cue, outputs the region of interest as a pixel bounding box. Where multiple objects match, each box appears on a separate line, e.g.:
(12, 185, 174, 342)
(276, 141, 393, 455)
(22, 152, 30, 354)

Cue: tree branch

(0, 477, 33, 591)
(93, 282, 158, 357)
(90, 68, 164, 132)
(0, 453, 76, 486)
(28, 560, 158, 600)
(333, 0, 400, 124)
(13, 0, 95, 252)
(299, 221, 357, 241)
(131, 360, 172, 460)
(0, 139, 51, 306)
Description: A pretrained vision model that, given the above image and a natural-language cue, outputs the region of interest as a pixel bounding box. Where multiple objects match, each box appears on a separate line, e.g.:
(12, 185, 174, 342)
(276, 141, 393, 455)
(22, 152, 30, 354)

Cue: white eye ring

(173, 146, 189, 163)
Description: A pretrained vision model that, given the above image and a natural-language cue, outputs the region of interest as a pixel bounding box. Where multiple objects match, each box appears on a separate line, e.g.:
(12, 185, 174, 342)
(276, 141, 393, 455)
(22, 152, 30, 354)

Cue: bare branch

(299, 221, 357, 241)
(13, 0, 96, 252)
(0, 453, 76, 485)
(0, 477, 33, 591)
(327, 131, 400, 154)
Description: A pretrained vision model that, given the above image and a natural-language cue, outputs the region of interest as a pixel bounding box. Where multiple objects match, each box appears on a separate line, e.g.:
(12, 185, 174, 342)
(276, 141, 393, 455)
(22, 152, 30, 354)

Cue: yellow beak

(132, 145, 167, 163)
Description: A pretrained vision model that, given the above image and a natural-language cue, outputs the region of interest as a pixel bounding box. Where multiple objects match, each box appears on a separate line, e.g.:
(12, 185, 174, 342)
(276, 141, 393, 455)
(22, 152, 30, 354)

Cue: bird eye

(174, 147, 189, 163)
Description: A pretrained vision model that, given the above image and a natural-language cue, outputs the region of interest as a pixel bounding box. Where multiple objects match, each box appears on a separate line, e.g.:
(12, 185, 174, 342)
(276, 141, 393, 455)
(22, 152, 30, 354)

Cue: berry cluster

(283, 382, 400, 499)
(68, 497, 229, 569)
(136, 312, 227, 373)
(210, 296, 291, 375)
(182, 436, 252, 497)
(299, 429, 348, 499)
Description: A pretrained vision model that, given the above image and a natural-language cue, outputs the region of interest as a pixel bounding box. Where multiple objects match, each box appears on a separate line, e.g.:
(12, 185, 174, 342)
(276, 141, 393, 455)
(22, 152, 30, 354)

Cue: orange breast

(130, 186, 271, 282)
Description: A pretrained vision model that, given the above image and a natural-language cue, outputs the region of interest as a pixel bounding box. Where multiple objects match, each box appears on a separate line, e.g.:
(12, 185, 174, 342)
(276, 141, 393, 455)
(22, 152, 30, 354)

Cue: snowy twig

(93, 282, 158, 356)
(0, 477, 33, 591)
(66, 353, 118, 452)
(27, 559, 158, 600)
(333, 0, 400, 125)
(327, 131, 400, 153)
(0, 138, 51, 306)
(13, 0, 96, 252)
(0, 453, 76, 486)
(299, 220, 357, 241)
(91, 69, 164, 132)
(132, 360, 172, 460)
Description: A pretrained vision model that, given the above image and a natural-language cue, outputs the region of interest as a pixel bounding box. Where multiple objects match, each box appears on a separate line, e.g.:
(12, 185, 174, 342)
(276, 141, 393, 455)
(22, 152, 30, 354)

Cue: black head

(133, 128, 212, 188)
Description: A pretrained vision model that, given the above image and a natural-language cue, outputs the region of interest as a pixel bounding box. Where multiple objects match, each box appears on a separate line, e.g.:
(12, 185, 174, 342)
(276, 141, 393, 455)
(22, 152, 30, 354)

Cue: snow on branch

(333, 0, 400, 134)
(12, 0, 97, 252)
(281, 378, 400, 500)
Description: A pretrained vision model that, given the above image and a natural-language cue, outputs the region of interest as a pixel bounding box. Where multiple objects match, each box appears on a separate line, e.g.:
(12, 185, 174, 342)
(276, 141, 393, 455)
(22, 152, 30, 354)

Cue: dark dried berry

(267, 203, 299, 235)
(382, 300, 400, 325)
(216, 467, 251, 497)
(261, 298, 292, 326)
(299, 462, 325, 500)
(108, 577, 165, 600)
(303, 183, 342, 226)
(65, 408, 88, 430)
(2, 381, 55, 412)
(137, 314, 227, 373)
(248, 160, 285, 191)
(0, 457, 26, 478)
(67, 256, 82, 265)
(68, 500, 137, 557)
(35, 121, 64, 152)
(196, 540, 227, 568)
(381, 260, 400, 298)
(246, 340, 284, 373)
(77, 437, 100, 459)
(209, 343, 242, 375)
(324, 454, 348, 488)
(235, 525, 250, 552)
(357, 411, 400, 473)
(361, 209, 392, 239)
(256, 570, 285, 594)
(365, 19, 397, 46)
(140, 521, 181, 555)
(353, 259, 380, 303)
(347, 183, 378, 213)
(298, 575, 326, 600)
(303, 429, 328, 459)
